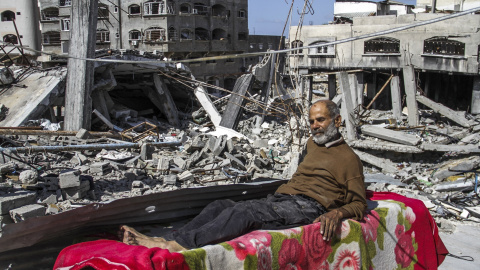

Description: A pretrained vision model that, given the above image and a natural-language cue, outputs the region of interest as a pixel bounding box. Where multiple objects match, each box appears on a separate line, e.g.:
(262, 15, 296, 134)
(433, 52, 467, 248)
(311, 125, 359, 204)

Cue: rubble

(0, 60, 479, 262)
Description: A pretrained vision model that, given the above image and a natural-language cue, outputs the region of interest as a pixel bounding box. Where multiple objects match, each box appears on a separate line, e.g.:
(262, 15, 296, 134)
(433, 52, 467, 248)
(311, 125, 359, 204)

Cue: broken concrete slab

(10, 204, 46, 223)
(59, 170, 82, 189)
(361, 125, 421, 146)
(353, 149, 398, 174)
(349, 139, 423, 153)
(431, 156, 480, 181)
(0, 192, 37, 215)
(219, 74, 254, 130)
(416, 94, 475, 128)
(0, 68, 67, 127)
(420, 143, 480, 153)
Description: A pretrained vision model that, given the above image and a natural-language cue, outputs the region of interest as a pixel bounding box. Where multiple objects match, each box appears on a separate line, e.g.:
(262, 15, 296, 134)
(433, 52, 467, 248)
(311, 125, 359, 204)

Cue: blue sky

(248, 0, 417, 36)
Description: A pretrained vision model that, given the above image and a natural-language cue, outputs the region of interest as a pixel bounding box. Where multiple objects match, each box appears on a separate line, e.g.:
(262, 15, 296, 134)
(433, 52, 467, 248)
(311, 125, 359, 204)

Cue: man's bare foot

(118, 225, 187, 252)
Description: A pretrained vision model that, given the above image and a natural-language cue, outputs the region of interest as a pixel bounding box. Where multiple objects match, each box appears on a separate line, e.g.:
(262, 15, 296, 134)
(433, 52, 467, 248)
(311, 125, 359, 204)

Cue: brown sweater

(276, 137, 367, 220)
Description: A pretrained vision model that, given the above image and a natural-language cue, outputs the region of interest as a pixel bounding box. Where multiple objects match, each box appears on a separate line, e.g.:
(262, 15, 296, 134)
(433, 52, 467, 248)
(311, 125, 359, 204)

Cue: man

(120, 100, 366, 252)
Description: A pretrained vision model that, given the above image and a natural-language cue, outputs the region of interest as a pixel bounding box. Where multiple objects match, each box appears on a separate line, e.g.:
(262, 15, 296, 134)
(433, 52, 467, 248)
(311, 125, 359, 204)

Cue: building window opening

(193, 3, 208, 15)
(144, 0, 173, 15)
(212, 28, 227, 40)
(61, 18, 70, 31)
(364, 37, 400, 54)
(98, 4, 109, 20)
(180, 29, 192, 40)
(238, 9, 246, 18)
(291, 40, 303, 54)
(129, 5, 141, 15)
(59, 0, 72, 7)
(42, 31, 61, 45)
(41, 8, 59, 21)
(1, 11, 15, 21)
(195, 28, 210, 40)
(308, 40, 335, 56)
(168, 27, 177, 41)
(96, 30, 110, 43)
(129, 30, 142, 40)
(180, 4, 191, 14)
(3, 34, 18, 44)
(424, 36, 465, 56)
(145, 27, 166, 42)
(212, 4, 227, 17)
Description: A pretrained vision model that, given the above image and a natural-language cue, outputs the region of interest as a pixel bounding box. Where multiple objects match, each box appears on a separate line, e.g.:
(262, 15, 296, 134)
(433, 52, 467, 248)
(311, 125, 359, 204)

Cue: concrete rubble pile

(0, 65, 479, 237)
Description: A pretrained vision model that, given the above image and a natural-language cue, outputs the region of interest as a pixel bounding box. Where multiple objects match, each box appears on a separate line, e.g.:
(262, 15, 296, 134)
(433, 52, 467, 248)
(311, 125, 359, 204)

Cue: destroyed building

(37, 0, 284, 90)
(0, 0, 41, 63)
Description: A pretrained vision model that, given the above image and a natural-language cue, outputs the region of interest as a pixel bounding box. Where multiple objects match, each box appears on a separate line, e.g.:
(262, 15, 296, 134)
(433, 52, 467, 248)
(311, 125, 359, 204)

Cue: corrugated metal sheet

(0, 179, 286, 257)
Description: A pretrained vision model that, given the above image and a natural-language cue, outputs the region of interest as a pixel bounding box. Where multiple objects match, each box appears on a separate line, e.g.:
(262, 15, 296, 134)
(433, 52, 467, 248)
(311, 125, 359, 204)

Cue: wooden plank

(361, 125, 421, 146)
(64, 0, 98, 131)
(219, 74, 254, 129)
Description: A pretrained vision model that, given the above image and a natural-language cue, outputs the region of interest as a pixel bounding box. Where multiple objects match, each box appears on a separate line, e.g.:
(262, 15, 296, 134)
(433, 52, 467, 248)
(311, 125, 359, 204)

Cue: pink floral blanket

(54, 191, 448, 270)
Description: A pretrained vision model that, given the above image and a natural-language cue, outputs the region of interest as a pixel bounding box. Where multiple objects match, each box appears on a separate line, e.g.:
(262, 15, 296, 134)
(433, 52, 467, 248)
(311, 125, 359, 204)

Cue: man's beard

(312, 120, 339, 145)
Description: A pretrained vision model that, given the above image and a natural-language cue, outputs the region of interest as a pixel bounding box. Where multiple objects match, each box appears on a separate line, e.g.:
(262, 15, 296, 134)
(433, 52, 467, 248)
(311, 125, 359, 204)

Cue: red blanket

(54, 191, 448, 270)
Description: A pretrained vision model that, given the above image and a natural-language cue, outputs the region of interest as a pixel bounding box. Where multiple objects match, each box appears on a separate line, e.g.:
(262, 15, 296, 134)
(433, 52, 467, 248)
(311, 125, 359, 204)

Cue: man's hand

(313, 209, 344, 241)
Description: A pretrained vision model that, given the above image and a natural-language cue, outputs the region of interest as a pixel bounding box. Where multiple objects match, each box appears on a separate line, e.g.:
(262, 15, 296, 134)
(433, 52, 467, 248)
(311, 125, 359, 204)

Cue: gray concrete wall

(288, 13, 480, 75)
(0, 0, 41, 56)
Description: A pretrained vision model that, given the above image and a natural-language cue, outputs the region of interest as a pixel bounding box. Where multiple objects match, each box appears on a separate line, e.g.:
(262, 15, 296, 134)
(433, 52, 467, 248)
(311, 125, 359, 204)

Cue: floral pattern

(180, 199, 428, 270)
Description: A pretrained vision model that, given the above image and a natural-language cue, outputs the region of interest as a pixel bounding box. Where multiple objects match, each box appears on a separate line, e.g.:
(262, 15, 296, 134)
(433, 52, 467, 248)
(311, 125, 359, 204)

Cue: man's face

(309, 102, 341, 145)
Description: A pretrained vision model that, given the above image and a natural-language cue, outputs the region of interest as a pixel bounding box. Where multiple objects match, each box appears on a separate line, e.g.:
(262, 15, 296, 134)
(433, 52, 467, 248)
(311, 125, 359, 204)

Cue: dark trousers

(163, 193, 327, 249)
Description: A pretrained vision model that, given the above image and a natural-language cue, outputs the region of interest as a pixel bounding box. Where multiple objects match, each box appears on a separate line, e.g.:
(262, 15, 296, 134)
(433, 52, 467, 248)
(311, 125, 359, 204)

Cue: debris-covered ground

(1, 105, 479, 230)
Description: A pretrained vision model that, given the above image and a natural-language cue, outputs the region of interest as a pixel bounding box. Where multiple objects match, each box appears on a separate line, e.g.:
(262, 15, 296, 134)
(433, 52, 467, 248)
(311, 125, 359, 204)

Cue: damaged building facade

(0, 0, 41, 62)
(288, 1, 480, 117)
(37, 0, 281, 90)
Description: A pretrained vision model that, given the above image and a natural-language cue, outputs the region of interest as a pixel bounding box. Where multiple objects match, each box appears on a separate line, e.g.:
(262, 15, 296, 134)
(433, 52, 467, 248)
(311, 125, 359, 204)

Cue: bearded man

(120, 100, 367, 252)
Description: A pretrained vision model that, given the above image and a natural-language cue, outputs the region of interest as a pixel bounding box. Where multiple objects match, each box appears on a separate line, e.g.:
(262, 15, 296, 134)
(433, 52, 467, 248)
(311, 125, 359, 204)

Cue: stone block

(140, 144, 154, 160)
(59, 169, 81, 188)
(42, 194, 57, 204)
(10, 204, 46, 223)
(90, 161, 111, 175)
(178, 171, 194, 182)
(76, 128, 95, 140)
(173, 157, 186, 170)
(62, 180, 90, 200)
(43, 174, 60, 191)
(157, 157, 170, 175)
(0, 191, 37, 215)
(19, 170, 38, 184)
(253, 139, 269, 148)
(163, 174, 177, 185)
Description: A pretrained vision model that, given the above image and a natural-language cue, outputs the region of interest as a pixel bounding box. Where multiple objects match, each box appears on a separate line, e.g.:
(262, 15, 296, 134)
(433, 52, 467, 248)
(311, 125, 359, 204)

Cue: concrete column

(367, 73, 377, 109)
(328, 74, 336, 100)
(390, 76, 402, 120)
(338, 72, 357, 141)
(348, 74, 358, 108)
(356, 73, 364, 107)
(471, 76, 480, 114)
(64, 0, 98, 130)
(403, 65, 419, 126)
